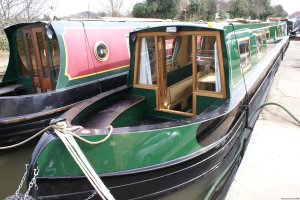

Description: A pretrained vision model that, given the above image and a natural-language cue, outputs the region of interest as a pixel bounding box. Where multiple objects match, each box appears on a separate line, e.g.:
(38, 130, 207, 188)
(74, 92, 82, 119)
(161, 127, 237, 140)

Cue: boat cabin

(70, 21, 288, 129)
(130, 25, 226, 116)
(1, 20, 170, 96)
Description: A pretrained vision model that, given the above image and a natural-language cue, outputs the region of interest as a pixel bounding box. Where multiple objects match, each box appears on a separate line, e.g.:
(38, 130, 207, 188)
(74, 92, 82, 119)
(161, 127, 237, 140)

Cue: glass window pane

(26, 32, 38, 76)
(266, 32, 271, 47)
(165, 36, 192, 73)
(51, 38, 60, 80)
(161, 35, 193, 112)
(165, 38, 176, 71)
(239, 40, 251, 69)
(138, 36, 156, 85)
(256, 35, 263, 52)
(16, 35, 29, 77)
(36, 32, 49, 78)
(196, 36, 221, 92)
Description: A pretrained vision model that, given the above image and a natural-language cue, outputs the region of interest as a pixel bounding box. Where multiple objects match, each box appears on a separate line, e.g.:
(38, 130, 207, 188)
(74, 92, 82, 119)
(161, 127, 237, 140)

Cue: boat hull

(30, 108, 246, 200)
(28, 57, 282, 199)
(0, 73, 127, 145)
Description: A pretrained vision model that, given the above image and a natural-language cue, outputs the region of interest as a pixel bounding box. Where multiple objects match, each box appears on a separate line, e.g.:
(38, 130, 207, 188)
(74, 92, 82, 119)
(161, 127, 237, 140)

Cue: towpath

(226, 40, 300, 199)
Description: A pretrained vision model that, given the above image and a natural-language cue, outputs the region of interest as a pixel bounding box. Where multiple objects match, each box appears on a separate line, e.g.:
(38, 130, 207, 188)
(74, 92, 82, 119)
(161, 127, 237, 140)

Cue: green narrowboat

(0, 19, 173, 145)
(26, 21, 289, 199)
(289, 17, 300, 39)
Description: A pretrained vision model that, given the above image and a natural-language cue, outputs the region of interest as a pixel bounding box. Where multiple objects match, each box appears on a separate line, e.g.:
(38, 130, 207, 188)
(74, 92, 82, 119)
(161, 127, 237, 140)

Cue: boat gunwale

(0, 102, 77, 124)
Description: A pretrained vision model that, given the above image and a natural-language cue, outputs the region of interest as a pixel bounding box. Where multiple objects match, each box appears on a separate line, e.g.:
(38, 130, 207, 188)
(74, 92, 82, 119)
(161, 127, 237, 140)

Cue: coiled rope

(52, 121, 115, 200)
(2, 121, 114, 199)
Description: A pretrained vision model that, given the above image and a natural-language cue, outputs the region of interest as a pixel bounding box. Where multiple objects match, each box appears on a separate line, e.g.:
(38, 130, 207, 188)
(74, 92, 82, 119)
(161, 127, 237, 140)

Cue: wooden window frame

(133, 31, 227, 117)
(23, 27, 53, 93)
(193, 31, 227, 99)
(133, 33, 158, 90)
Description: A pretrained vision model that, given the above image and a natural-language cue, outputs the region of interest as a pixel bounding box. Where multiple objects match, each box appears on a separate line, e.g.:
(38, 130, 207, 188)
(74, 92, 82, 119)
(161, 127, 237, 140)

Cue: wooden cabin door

(157, 35, 194, 115)
(23, 27, 53, 93)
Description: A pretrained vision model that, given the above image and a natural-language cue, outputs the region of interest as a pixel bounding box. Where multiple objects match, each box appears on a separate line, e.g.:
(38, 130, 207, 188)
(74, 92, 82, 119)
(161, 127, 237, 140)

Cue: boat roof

(130, 20, 283, 35)
(4, 19, 284, 35)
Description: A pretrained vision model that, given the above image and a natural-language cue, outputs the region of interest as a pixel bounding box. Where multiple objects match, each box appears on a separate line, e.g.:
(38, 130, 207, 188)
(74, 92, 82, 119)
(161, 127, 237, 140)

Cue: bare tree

(98, 0, 130, 17)
(178, 0, 189, 11)
(21, 0, 56, 21)
(0, 0, 57, 24)
(0, 0, 23, 24)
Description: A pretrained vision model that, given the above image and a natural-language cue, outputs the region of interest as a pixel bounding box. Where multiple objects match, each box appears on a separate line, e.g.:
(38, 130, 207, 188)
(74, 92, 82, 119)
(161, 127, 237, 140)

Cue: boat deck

(0, 84, 23, 96)
(82, 95, 145, 129)
(226, 40, 300, 199)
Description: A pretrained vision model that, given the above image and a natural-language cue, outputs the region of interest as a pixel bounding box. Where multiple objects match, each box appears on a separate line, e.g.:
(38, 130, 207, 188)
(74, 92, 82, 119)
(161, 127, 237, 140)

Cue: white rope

(0, 126, 50, 150)
(52, 122, 115, 200)
(53, 122, 112, 145)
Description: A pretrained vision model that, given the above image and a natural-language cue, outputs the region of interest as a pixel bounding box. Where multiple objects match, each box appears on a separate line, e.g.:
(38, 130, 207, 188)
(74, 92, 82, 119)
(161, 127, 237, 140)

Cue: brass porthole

(94, 41, 109, 62)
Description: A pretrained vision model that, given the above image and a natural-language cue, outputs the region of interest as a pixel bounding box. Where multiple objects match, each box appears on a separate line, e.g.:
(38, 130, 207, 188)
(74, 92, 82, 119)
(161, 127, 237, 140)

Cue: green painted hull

(38, 123, 201, 176)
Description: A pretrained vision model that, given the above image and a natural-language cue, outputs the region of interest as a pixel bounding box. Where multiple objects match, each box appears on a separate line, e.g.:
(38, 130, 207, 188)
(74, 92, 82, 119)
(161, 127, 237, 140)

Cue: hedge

(0, 35, 9, 51)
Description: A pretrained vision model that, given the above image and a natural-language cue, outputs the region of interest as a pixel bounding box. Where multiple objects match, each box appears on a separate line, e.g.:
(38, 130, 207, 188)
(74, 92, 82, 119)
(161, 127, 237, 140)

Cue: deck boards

(83, 96, 145, 129)
(0, 84, 23, 96)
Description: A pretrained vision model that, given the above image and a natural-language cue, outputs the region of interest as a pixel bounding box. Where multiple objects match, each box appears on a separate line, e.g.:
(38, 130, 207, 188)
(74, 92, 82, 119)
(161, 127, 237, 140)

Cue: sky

(52, 0, 297, 18)
(53, 0, 141, 17)
(271, 0, 297, 15)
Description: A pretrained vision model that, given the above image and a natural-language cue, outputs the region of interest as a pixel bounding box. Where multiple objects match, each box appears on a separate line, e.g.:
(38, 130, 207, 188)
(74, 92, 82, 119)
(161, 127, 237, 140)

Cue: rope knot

(51, 121, 83, 135)
(52, 121, 113, 145)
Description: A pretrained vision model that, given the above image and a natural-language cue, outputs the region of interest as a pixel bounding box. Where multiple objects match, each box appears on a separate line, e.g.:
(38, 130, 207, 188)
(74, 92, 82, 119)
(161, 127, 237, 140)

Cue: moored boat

(26, 21, 289, 199)
(289, 17, 300, 40)
(0, 19, 173, 145)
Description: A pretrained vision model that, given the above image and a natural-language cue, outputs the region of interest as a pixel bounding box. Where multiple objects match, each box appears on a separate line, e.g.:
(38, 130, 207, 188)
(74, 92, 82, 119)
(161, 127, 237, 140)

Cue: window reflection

(196, 36, 221, 92)
(165, 36, 192, 72)
(25, 32, 38, 77)
(238, 39, 251, 71)
(15, 35, 29, 77)
(50, 39, 60, 80)
(138, 36, 156, 85)
(266, 32, 271, 47)
(36, 32, 49, 78)
(256, 34, 263, 59)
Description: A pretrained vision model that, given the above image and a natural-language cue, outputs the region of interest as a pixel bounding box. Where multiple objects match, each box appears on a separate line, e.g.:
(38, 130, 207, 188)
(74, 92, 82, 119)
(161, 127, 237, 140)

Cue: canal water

(0, 104, 206, 198)
(0, 142, 205, 200)
(0, 144, 35, 199)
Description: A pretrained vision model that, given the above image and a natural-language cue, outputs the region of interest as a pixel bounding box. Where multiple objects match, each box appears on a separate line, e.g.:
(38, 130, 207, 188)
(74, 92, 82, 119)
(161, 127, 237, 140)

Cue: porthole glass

(94, 41, 109, 62)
